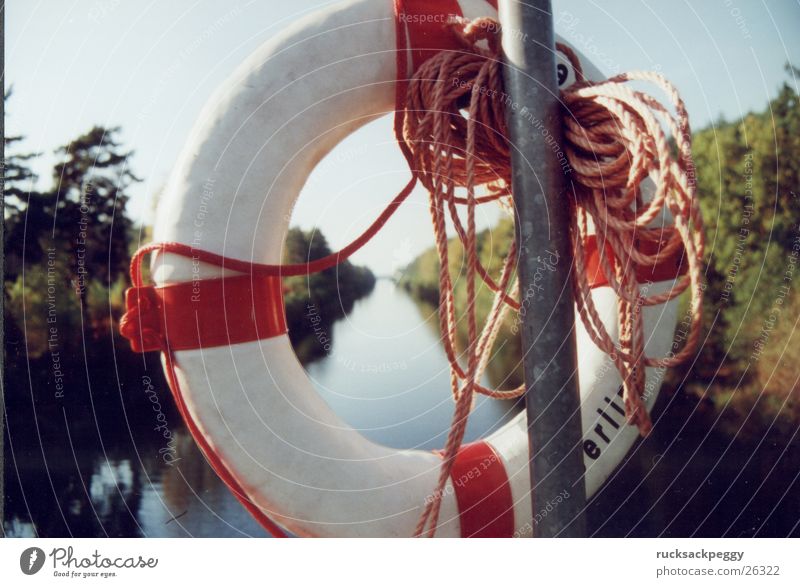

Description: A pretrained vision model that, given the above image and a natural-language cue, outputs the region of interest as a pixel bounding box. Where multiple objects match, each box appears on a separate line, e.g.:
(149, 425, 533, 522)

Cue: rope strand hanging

(400, 17, 705, 537)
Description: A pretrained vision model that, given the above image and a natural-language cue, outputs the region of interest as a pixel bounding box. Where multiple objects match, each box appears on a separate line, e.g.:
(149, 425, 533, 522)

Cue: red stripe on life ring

(393, 0, 464, 129)
(396, 0, 464, 73)
(120, 274, 287, 353)
(584, 235, 688, 289)
(450, 441, 514, 537)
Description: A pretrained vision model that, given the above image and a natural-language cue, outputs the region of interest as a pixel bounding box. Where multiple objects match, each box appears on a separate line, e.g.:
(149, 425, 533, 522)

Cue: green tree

(3, 90, 43, 370)
(282, 228, 375, 359)
(50, 126, 140, 313)
(4, 120, 141, 361)
(693, 64, 800, 367)
(3, 89, 44, 282)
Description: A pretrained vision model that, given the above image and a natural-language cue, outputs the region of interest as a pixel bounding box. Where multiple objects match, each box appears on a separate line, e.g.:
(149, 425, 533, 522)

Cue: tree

(50, 126, 140, 314)
(282, 228, 375, 358)
(692, 64, 800, 366)
(3, 89, 44, 283)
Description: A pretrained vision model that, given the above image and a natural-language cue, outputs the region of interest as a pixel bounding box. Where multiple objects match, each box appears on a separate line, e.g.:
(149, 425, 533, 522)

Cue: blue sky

(6, 0, 799, 272)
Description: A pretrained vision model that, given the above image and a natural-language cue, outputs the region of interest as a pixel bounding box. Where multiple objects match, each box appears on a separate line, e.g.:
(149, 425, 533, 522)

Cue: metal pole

(1, 1, 6, 537)
(498, 0, 586, 537)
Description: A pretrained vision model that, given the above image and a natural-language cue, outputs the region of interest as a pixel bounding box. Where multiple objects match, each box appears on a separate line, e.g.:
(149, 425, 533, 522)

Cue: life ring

(124, 0, 686, 537)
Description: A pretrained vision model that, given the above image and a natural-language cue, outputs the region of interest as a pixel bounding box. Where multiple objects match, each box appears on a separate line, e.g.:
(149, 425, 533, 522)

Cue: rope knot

(119, 286, 164, 353)
(447, 16, 502, 56)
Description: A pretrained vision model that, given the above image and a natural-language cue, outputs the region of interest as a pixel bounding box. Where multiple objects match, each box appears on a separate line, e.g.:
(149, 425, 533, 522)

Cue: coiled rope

(404, 17, 705, 537)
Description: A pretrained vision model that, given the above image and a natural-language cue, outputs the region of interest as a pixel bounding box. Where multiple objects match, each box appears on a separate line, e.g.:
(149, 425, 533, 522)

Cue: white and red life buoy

(121, 0, 686, 537)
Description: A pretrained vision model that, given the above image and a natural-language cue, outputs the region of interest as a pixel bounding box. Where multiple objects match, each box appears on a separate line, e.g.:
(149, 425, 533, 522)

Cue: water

(4, 281, 519, 537)
(305, 279, 519, 449)
(5, 281, 798, 537)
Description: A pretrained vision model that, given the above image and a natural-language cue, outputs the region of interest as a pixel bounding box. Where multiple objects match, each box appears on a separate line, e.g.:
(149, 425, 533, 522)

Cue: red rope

(399, 19, 705, 536)
(162, 349, 289, 537)
(128, 177, 415, 288)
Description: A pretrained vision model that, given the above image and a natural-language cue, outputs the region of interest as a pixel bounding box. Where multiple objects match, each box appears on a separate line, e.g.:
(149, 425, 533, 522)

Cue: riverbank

(6, 278, 797, 537)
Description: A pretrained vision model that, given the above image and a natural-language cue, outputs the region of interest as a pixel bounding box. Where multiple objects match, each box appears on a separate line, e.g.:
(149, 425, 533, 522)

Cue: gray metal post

(1, 0, 6, 537)
(498, 0, 586, 537)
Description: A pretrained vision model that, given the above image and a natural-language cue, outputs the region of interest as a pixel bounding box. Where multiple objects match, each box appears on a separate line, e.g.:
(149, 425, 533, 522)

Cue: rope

(401, 18, 705, 536)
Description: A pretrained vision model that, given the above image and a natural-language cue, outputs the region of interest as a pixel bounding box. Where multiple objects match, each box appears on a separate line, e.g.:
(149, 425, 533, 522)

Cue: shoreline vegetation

(3, 91, 375, 410)
(283, 228, 376, 362)
(3, 222, 375, 404)
(397, 215, 526, 390)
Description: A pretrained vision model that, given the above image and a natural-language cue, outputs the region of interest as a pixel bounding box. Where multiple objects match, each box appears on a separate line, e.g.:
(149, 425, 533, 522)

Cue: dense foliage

(4, 115, 138, 366)
(283, 228, 376, 360)
(686, 66, 799, 418)
(3, 95, 375, 372)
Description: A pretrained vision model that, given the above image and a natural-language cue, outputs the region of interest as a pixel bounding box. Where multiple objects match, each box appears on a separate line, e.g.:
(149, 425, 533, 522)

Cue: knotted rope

(404, 17, 705, 537)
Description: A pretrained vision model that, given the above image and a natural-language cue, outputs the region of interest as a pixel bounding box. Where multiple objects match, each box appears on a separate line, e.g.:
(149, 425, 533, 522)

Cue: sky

(6, 0, 800, 273)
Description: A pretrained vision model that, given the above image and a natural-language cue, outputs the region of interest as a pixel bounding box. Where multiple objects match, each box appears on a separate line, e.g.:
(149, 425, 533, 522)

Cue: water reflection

(4, 283, 799, 537)
(4, 281, 518, 537)
(8, 433, 269, 538)
(304, 280, 520, 449)
(137, 432, 267, 537)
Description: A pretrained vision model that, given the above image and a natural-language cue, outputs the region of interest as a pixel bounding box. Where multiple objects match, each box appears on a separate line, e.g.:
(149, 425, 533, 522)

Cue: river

(304, 279, 520, 449)
(6, 282, 797, 538)
(4, 280, 519, 537)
